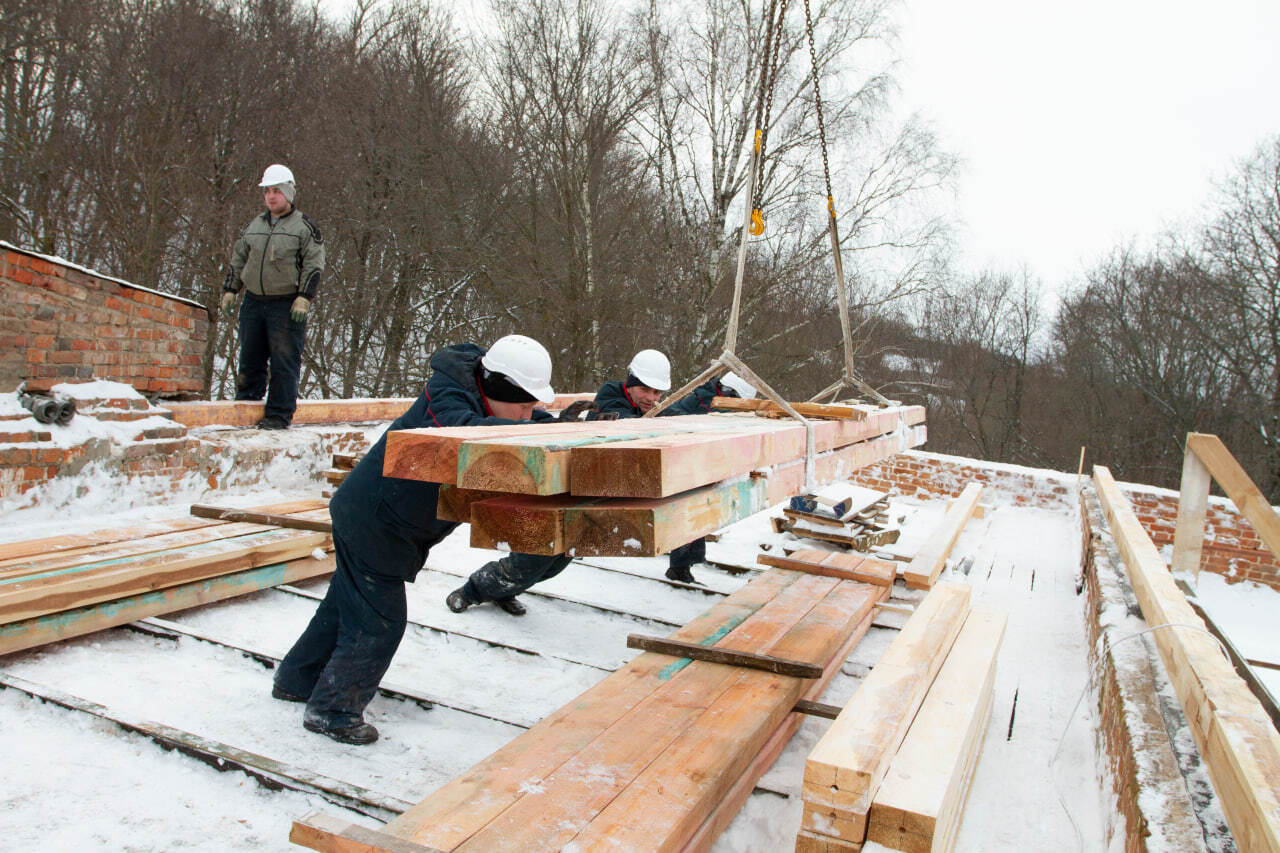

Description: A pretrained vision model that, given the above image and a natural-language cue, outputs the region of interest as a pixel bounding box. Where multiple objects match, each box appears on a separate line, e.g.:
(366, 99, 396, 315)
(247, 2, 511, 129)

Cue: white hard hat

(720, 370, 756, 399)
(482, 334, 556, 404)
(628, 349, 671, 391)
(259, 164, 296, 187)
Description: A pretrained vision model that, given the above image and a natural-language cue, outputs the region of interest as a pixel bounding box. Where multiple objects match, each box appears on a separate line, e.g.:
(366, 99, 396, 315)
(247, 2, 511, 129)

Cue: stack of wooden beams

(382, 405, 926, 557)
(292, 566, 891, 852)
(797, 581, 1006, 851)
(0, 501, 335, 656)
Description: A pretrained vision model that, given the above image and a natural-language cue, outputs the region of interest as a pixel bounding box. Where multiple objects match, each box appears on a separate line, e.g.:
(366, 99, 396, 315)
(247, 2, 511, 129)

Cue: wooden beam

(290, 812, 443, 853)
(794, 699, 845, 720)
(0, 528, 331, 626)
(707, 396, 870, 420)
(1093, 464, 1280, 853)
(903, 483, 983, 589)
(190, 505, 333, 533)
(0, 499, 326, 566)
(0, 555, 335, 656)
(1186, 432, 1280, 564)
(625, 633, 824, 678)
(464, 428, 926, 556)
(1172, 438, 1213, 580)
(757, 550, 895, 587)
(802, 581, 972, 843)
(867, 606, 1006, 853)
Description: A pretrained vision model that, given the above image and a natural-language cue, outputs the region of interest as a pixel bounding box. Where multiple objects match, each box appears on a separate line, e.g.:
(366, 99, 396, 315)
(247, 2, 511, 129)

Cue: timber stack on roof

(383, 404, 926, 557)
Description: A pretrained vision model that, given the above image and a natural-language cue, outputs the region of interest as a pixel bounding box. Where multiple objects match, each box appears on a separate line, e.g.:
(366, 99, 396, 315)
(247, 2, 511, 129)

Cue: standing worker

(592, 351, 756, 583)
(221, 164, 325, 430)
(273, 334, 582, 744)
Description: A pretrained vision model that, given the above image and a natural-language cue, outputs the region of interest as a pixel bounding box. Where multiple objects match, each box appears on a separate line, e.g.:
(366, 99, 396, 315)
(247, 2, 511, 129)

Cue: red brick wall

(851, 450, 1280, 592)
(0, 245, 209, 397)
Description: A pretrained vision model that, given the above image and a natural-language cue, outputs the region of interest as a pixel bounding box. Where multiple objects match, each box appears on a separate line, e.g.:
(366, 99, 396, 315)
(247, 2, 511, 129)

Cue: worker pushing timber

(273, 334, 590, 745)
(594, 349, 756, 583)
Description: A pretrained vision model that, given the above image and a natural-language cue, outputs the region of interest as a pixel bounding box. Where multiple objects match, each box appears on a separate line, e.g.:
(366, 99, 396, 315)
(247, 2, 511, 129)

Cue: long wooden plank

(447, 571, 845, 852)
(1186, 432, 1280, 564)
(465, 427, 927, 556)
(190, 505, 334, 532)
(566, 581, 883, 852)
(0, 499, 327, 566)
(0, 555, 335, 656)
(1171, 439, 1213, 580)
(292, 812, 442, 853)
(376, 570, 802, 849)
(903, 483, 983, 589)
(867, 606, 1006, 853)
(758, 550, 895, 587)
(1094, 465, 1280, 853)
(707, 397, 872, 420)
(383, 415, 746, 487)
(625, 633, 825, 678)
(0, 528, 331, 625)
(802, 581, 972, 842)
(569, 407, 925, 498)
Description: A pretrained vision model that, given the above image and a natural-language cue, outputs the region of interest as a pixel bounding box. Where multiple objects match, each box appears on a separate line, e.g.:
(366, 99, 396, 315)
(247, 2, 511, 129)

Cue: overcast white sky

(894, 0, 1280, 290)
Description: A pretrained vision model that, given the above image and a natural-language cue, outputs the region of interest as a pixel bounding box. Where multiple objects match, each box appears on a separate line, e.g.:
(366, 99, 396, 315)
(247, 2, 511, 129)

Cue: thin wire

(1049, 621, 1231, 853)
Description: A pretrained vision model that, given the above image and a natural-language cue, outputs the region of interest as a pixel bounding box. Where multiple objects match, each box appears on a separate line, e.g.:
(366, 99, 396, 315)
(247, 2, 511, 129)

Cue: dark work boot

(446, 585, 479, 613)
(666, 565, 700, 585)
(303, 719, 379, 745)
(256, 416, 289, 430)
(494, 596, 526, 616)
(271, 684, 308, 703)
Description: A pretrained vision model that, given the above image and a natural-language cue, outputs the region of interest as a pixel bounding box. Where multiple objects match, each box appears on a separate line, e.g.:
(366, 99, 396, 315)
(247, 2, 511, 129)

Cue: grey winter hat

(276, 181, 297, 204)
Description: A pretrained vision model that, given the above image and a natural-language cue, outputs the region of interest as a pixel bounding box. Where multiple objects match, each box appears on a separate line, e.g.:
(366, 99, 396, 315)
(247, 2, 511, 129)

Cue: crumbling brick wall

(0, 243, 209, 397)
(851, 449, 1280, 591)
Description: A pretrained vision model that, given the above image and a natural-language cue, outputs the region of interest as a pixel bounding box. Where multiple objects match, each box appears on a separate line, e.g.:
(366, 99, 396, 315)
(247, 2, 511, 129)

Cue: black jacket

(592, 377, 719, 419)
(330, 343, 554, 580)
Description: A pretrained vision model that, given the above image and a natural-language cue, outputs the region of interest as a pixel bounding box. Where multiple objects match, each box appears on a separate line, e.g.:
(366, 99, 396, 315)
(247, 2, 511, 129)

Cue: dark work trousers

(236, 293, 306, 423)
(273, 534, 407, 731)
(462, 552, 574, 602)
(669, 537, 706, 570)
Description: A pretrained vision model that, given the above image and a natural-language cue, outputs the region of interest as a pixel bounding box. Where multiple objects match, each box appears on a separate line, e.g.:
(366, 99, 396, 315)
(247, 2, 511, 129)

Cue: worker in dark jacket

(273, 334, 573, 745)
(221, 164, 325, 430)
(592, 352, 757, 583)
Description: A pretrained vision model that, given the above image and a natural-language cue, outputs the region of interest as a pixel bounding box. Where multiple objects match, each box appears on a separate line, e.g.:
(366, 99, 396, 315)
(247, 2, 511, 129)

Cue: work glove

(558, 399, 595, 421)
(220, 291, 237, 319)
(290, 296, 311, 323)
(588, 410, 620, 421)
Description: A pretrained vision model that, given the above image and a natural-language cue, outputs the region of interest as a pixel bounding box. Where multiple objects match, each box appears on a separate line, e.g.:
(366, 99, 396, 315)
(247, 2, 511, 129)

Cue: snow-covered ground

(0, 436, 1276, 852)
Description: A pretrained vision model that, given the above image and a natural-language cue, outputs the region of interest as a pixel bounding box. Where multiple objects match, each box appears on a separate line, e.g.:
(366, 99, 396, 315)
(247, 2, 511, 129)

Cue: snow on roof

(1, 240, 206, 311)
(0, 434, 1275, 852)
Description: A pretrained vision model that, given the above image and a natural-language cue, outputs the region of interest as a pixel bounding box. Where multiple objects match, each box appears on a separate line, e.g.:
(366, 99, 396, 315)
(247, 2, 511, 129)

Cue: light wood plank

(0, 554, 335, 656)
(867, 606, 1006, 853)
(903, 483, 983, 589)
(802, 581, 972, 842)
(1093, 464, 1280, 853)
(1186, 432, 1280, 564)
(1171, 439, 1212, 580)
(758, 550, 895, 587)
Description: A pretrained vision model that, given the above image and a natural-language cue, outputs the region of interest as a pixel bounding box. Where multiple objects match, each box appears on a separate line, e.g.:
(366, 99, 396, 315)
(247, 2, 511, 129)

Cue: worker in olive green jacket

(221, 164, 325, 430)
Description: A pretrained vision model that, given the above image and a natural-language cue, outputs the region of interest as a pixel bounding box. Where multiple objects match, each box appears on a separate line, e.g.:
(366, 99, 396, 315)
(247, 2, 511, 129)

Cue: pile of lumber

(382, 405, 926, 557)
(0, 501, 335, 656)
(321, 452, 360, 497)
(292, 565, 891, 852)
(773, 485, 899, 552)
(798, 581, 1006, 852)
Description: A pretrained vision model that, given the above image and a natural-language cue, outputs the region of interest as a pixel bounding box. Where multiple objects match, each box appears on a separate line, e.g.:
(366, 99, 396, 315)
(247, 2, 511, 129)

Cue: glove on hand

(588, 410, 620, 421)
(220, 291, 237, 319)
(290, 296, 311, 323)
(558, 399, 595, 421)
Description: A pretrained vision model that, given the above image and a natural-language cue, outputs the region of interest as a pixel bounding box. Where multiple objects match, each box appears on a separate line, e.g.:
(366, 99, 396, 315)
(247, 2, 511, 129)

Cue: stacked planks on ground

(798, 581, 994, 850)
(0, 501, 335, 655)
(383, 406, 925, 557)
(291, 566, 891, 852)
